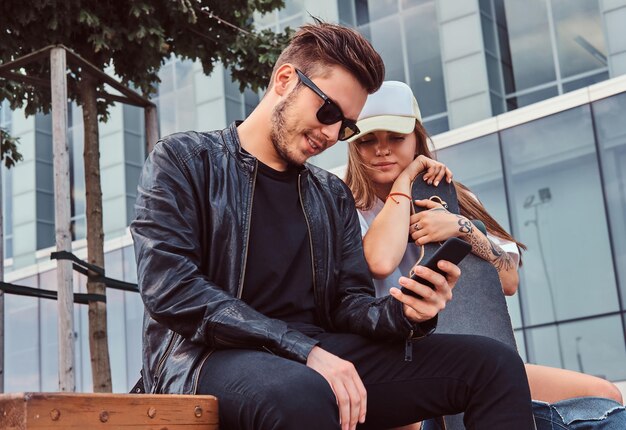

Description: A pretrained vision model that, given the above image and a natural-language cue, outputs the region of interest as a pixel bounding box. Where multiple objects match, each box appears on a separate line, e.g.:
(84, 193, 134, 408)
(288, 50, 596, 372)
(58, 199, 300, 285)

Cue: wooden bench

(0, 392, 218, 429)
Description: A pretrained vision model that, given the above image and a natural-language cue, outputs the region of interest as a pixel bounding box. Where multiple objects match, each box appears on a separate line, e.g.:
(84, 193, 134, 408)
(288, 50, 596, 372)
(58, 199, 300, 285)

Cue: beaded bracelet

(386, 192, 412, 204)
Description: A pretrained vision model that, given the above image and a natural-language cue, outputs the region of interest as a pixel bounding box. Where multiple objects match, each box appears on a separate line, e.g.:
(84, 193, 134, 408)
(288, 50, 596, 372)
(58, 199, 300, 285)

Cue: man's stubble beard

(270, 86, 306, 167)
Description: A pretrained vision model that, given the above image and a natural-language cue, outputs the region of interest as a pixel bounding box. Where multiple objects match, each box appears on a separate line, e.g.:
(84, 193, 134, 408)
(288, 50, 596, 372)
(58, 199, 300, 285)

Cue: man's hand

(389, 260, 460, 323)
(306, 346, 367, 430)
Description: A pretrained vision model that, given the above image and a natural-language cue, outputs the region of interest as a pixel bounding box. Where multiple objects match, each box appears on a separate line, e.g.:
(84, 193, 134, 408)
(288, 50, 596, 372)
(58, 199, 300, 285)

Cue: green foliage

(0, 126, 22, 169)
(0, 0, 291, 163)
(229, 27, 293, 93)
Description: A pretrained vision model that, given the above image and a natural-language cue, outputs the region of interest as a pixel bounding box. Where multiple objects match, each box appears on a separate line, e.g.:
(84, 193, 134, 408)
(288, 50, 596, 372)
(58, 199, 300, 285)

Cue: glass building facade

(434, 86, 626, 382)
(2, 0, 626, 392)
(4, 239, 142, 392)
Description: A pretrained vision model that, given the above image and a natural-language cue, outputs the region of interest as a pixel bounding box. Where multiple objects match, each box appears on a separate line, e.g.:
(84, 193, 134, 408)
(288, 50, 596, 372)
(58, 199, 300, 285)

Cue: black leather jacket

(131, 123, 429, 394)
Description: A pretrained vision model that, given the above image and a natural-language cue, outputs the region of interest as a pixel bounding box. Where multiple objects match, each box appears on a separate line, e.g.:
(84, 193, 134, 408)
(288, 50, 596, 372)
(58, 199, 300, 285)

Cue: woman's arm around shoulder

(362, 156, 452, 278)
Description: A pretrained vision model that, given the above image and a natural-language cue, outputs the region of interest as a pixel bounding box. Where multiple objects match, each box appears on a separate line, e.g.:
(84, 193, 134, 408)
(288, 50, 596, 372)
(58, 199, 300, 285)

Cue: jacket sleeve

(131, 137, 318, 363)
(329, 179, 437, 340)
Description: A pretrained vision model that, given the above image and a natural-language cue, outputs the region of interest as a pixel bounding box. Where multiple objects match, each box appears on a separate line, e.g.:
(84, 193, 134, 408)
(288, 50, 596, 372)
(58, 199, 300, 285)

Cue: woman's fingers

(418, 156, 452, 186)
(445, 167, 453, 183)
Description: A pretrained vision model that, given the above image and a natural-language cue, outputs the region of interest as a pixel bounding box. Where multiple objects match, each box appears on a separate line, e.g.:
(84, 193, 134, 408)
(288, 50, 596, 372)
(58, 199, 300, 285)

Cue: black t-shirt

(241, 159, 318, 329)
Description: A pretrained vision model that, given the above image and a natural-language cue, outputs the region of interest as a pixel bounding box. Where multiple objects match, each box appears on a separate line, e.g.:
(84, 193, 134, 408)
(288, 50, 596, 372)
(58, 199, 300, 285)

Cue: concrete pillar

(437, 0, 493, 129)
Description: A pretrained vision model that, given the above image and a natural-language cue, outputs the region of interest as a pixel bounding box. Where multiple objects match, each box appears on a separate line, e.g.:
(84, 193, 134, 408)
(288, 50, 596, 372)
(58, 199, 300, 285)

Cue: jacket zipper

(151, 332, 178, 393)
(405, 329, 414, 362)
(192, 348, 214, 394)
(191, 162, 258, 392)
(237, 162, 258, 299)
(191, 163, 258, 393)
(298, 174, 319, 321)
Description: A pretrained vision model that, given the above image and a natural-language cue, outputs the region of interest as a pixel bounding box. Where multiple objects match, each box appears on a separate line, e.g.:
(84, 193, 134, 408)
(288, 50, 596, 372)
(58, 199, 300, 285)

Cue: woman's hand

(398, 155, 453, 187)
(409, 199, 472, 245)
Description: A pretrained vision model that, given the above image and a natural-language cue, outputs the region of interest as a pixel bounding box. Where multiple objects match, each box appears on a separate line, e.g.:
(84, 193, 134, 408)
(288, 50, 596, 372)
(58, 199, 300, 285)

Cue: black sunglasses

(295, 68, 360, 141)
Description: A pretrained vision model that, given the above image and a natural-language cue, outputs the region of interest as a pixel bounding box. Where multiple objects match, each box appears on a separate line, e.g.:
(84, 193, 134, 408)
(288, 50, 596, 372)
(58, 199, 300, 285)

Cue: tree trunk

(79, 75, 112, 393)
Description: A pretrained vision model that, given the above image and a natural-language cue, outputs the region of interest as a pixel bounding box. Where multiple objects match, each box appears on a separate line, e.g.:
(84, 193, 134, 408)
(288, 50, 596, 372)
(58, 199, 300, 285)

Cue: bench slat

(0, 392, 218, 429)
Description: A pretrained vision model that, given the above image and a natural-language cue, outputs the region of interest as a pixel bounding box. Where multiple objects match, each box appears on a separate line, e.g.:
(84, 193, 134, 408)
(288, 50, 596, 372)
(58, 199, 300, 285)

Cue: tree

(0, 0, 290, 392)
(0, 127, 22, 169)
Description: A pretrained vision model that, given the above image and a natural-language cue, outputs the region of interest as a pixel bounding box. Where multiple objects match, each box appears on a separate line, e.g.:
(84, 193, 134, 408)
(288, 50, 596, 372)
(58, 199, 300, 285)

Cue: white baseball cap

(346, 81, 422, 142)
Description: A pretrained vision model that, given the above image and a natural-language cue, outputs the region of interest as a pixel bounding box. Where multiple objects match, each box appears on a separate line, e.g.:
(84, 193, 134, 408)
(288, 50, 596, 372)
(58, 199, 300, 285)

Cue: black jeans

(197, 333, 535, 429)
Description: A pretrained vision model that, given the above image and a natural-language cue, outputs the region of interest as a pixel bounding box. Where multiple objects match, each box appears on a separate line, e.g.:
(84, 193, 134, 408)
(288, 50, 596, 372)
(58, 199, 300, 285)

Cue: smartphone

(401, 237, 472, 298)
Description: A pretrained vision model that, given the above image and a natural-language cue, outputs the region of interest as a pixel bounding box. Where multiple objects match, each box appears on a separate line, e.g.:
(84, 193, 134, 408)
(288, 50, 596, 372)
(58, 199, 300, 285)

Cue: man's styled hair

(271, 19, 385, 94)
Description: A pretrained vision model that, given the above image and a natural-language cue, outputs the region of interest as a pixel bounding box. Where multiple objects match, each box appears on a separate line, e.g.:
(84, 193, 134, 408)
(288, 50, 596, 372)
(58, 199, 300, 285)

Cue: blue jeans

(533, 397, 626, 430)
(423, 398, 626, 429)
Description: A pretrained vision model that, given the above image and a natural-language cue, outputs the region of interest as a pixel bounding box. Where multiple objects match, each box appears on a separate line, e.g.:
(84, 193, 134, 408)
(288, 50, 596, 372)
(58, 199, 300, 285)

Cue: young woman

(344, 81, 624, 429)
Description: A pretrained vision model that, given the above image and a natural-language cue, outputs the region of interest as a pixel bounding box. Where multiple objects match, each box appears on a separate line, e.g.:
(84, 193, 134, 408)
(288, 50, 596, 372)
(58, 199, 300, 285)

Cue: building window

(525, 316, 626, 381)
(35, 113, 55, 250)
(501, 105, 619, 326)
(593, 92, 626, 310)
(436, 133, 522, 330)
(355, 0, 398, 25)
(4, 275, 41, 391)
(69, 103, 87, 241)
(156, 58, 196, 137)
(355, 0, 448, 134)
(552, 0, 607, 79)
(487, 0, 608, 111)
(338, 0, 356, 26)
(434, 97, 626, 377)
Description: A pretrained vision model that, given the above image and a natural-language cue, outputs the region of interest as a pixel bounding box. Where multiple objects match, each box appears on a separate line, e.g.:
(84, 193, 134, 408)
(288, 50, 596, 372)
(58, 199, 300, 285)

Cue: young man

(131, 21, 535, 430)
